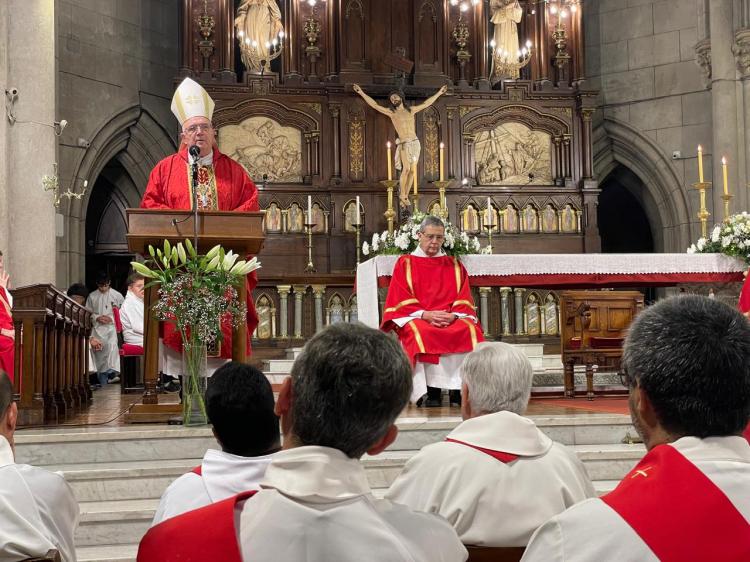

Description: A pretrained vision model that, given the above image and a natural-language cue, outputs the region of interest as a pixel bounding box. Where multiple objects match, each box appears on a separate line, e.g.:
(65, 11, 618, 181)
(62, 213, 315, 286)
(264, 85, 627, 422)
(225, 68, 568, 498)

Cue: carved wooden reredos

(180, 0, 597, 276)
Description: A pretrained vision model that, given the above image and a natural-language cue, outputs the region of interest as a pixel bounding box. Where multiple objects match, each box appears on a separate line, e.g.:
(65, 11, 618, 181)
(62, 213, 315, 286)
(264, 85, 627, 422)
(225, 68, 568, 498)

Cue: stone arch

(593, 117, 693, 252)
(60, 104, 176, 285)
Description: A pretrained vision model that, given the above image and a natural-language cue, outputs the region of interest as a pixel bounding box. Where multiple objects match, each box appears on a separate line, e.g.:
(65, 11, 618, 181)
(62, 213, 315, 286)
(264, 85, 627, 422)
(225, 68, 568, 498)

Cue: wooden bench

(22, 550, 61, 562)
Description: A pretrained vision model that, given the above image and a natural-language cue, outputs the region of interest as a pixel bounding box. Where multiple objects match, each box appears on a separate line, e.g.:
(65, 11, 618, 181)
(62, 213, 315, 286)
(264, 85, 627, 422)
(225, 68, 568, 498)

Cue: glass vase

(182, 342, 208, 426)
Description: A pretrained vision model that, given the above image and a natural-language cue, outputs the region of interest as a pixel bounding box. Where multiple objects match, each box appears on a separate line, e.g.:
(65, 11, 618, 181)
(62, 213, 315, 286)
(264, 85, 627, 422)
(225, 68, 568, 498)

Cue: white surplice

(238, 446, 468, 562)
(85, 288, 124, 372)
(386, 411, 595, 547)
(391, 247, 478, 402)
(0, 436, 79, 562)
(521, 436, 750, 562)
(151, 448, 275, 526)
(120, 290, 144, 347)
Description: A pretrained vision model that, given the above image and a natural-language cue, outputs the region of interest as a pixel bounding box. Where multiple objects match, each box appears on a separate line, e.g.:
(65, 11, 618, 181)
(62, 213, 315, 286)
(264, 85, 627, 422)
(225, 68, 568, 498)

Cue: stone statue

(288, 202, 304, 232)
(235, 0, 283, 71)
(462, 204, 479, 232)
(542, 204, 557, 232)
(352, 84, 448, 208)
(265, 202, 281, 232)
(503, 204, 518, 233)
(526, 293, 540, 336)
(490, 0, 523, 70)
(544, 294, 559, 336)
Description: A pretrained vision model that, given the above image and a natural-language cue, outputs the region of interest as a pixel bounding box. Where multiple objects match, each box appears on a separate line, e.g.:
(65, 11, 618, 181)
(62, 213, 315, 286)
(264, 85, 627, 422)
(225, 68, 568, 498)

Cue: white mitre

(171, 77, 215, 126)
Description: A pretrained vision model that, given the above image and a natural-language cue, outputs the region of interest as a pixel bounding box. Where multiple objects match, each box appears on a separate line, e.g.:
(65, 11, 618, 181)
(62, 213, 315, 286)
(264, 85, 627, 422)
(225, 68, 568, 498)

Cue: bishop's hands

(422, 310, 457, 328)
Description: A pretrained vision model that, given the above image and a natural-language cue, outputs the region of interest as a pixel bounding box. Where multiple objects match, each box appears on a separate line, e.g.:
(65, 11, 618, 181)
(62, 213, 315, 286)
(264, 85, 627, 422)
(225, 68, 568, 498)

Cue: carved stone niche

(463, 104, 569, 186)
(214, 98, 320, 184)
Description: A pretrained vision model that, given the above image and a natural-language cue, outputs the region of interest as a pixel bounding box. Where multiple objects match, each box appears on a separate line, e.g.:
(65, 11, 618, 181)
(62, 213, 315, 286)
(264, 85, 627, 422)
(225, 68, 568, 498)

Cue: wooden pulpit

(125, 209, 264, 422)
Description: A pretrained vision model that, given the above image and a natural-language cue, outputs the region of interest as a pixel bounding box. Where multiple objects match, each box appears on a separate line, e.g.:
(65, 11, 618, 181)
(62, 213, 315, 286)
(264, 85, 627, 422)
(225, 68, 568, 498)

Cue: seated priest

(0, 373, 79, 561)
(522, 295, 750, 562)
(0, 250, 13, 382)
(387, 342, 595, 547)
(138, 323, 468, 562)
(120, 271, 145, 349)
(152, 362, 280, 525)
(140, 77, 260, 376)
(381, 215, 484, 406)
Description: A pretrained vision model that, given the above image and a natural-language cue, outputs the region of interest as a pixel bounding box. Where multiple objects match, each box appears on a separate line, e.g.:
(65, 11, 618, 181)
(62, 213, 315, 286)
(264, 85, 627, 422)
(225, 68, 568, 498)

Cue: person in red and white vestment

(387, 341, 595, 547)
(0, 251, 13, 382)
(151, 362, 280, 525)
(522, 295, 750, 562)
(138, 323, 468, 562)
(739, 268, 750, 318)
(381, 215, 484, 406)
(140, 77, 260, 377)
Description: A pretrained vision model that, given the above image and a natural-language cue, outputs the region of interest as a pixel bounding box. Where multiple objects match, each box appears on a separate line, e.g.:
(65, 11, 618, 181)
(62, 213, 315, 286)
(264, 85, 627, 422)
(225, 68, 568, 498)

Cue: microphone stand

(192, 156, 199, 254)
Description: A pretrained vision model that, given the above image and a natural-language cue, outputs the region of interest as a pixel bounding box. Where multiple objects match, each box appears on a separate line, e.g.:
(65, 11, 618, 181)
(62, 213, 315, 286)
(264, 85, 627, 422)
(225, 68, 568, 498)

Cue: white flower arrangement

(362, 212, 482, 257)
(687, 212, 750, 264)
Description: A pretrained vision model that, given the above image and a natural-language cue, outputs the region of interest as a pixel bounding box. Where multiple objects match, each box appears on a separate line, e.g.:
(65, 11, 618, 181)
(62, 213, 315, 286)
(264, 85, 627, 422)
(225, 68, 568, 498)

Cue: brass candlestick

(722, 193, 733, 220)
(692, 181, 712, 238)
(483, 223, 495, 253)
(353, 223, 363, 269)
(412, 191, 420, 213)
(380, 179, 398, 234)
(304, 222, 317, 272)
(433, 179, 452, 221)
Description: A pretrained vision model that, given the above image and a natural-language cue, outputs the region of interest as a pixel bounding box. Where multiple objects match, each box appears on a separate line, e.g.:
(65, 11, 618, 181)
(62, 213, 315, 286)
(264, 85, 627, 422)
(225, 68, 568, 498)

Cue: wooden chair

(466, 546, 525, 562)
(112, 305, 144, 394)
(21, 550, 61, 562)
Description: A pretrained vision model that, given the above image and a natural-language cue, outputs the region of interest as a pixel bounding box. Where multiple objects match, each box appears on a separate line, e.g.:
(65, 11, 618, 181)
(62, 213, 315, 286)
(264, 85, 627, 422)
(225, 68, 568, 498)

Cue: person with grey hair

(0, 372, 79, 561)
(138, 324, 468, 562)
(387, 342, 594, 547)
(382, 215, 484, 407)
(523, 296, 750, 562)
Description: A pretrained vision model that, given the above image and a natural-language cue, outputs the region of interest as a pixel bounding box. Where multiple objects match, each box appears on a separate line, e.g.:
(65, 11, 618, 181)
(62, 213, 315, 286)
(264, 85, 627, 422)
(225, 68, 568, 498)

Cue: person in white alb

(387, 341, 595, 547)
(522, 295, 750, 562)
(139, 323, 468, 562)
(152, 362, 280, 525)
(119, 272, 145, 348)
(85, 271, 124, 386)
(0, 372, 79, 561)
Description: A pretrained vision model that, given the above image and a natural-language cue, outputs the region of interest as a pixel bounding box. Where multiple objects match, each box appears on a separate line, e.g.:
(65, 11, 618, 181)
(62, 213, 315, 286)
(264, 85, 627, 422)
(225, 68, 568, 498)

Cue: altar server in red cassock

(0, 251, 14, 383)
(140, 78, 259, 369)
(381, 216, 484, 405)
(522, 295, 750, 562)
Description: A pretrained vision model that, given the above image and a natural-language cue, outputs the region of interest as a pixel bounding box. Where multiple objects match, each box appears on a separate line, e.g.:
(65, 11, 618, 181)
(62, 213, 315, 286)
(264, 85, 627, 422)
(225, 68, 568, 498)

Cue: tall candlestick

(412, 160, 418, 196)
(386, 142, 393, 181)
(697, 145, 704, 183)
(307, 195, 312, 223)
(439, 142, 445, 182)
(355, 196, 361, 225)
(722, 156, 729, 195)
(486, 197, 493, 226)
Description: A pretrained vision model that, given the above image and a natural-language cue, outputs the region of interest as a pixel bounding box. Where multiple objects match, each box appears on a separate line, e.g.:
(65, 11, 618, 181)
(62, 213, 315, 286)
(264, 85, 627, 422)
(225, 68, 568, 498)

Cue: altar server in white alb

(0, 373, 79, 561)
(139, 323, 468, 562)
(152, 362, 280, 525)
(119, 271, 145, 349)
(387, 342, 595, 547)
(85, 270, 124, 386)
(522, 295, 750, 562)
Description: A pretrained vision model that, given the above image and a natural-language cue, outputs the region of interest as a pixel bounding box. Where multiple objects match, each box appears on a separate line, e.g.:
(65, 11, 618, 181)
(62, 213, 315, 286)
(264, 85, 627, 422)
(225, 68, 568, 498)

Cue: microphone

(189, 145, 200, 159)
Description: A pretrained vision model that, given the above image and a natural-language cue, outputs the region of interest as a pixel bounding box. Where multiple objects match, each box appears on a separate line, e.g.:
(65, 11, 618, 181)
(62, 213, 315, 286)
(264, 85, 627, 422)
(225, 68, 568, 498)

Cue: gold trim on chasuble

(186, 163, 219, 210)
(452, 299, 476, 310)
(452, 257, 462, 292)
(459, 318, 479, 348)
(385, 298, 420, 313)
(405, 256, 414, 294)
(407, 321, 426, 353)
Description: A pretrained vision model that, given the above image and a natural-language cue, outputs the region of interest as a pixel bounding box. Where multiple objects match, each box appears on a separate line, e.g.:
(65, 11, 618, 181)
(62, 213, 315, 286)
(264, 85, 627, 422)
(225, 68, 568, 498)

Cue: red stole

(602, 443, 750, 561)
(445, 438, 519, 463)
(381, 254, 484, 365)
(0, 288, 14, 382)
(137, 490, 257, 562)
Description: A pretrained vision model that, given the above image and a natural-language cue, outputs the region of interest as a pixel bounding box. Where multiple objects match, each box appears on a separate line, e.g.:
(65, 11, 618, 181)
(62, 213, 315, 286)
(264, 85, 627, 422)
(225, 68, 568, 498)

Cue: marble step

(76, 499, 157, 547)
(285, 347, 304, 360)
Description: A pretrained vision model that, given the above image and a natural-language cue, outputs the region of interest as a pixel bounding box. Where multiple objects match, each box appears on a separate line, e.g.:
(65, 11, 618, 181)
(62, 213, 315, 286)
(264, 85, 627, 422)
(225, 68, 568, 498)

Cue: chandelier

(490, 39, 532, 81)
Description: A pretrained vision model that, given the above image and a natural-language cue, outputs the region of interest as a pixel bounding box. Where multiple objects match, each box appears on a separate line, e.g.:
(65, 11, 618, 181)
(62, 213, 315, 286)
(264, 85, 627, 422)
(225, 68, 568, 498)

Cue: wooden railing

(10, 285, 93, 426)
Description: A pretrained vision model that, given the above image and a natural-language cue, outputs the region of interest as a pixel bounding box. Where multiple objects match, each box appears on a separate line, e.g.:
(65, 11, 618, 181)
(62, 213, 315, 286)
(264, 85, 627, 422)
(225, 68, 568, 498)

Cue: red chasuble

(739, 270, 750, 315)
(137, 490, 256, 562)
(381, 254, 484, 365)
(141, 147, 259, 358)
(602, 444, 750, 561)
(0, 287, 14, 382)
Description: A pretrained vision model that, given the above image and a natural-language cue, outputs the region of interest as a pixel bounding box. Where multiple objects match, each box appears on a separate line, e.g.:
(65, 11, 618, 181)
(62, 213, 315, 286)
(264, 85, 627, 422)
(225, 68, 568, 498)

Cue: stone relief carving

(265, 202, 282, 232)
(734, 29, 750, 78)
(541, 204, 558, 233)
(219, 116, 302, 183)
(255, 294, 275, 339)
(503, 204, 518, 233)
(561, 204, 577, 233)
(543, 293, 559, 336)
(462, 204, 480, 232)
(695, 38, 712, 88)
(474, 122, 552, 185)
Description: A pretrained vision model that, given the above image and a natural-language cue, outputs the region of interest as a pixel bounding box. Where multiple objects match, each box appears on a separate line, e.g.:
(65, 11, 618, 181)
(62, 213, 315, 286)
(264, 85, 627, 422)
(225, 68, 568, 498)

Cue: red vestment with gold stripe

(0, 287, 13, 381)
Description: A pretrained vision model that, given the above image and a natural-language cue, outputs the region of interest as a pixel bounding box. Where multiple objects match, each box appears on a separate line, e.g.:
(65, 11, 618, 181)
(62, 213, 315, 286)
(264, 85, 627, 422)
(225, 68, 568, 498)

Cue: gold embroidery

(408, 321, 426, 353)
(405, 257, 414, 294)
(460, 318, 478, 348)
(453, 257, 461, 292)
(187, 163, 219, 210)
(452, 299, 476, 310)
(385, 298, 420, 313)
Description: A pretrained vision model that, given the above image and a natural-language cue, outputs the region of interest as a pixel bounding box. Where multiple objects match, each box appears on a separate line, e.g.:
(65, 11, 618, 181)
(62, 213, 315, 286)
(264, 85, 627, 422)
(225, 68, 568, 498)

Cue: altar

(356, 253, 746, 330)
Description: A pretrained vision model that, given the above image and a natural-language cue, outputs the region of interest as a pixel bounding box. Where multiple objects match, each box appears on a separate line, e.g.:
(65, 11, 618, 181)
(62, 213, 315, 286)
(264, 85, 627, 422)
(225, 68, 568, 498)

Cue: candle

(697, 145, 704, 183)
(412, 159, 418, 196)
(355, 196, 361, 225)
(386, 142, 393, 181)
(722, 156, 729, 195)
(486, 197, 493, 226)
(439, 142, 445, 182)
(307, 195, 312, 223)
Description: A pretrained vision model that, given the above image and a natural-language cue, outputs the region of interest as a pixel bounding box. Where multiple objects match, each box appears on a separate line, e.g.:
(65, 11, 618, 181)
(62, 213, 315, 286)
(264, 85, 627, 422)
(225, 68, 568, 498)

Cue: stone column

(735, 28, 750, 213)
(579, 109, 594, 180)
(478, 287, 491, 335)
(4, 0, 57, 286)
(311, 285, 326, 333)
(514, 288, 526, 335)
(277, 285, 291, 338)
(499, 287, 512, 335)
(293, 285, 307, 338)
(709, 0, 742, 218)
